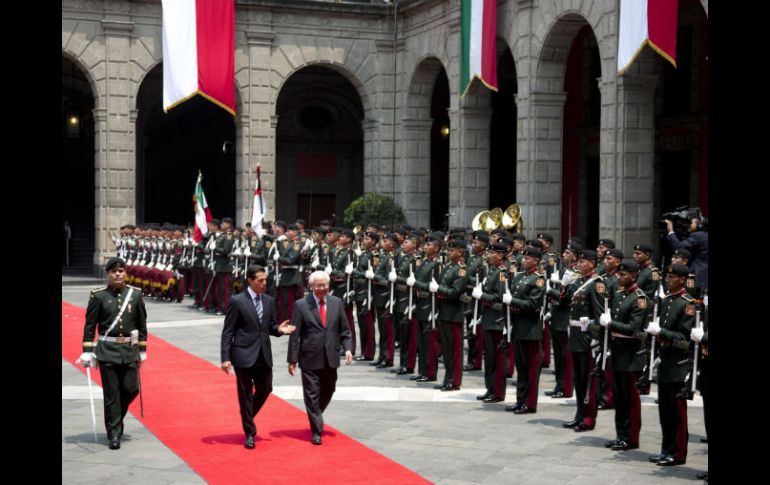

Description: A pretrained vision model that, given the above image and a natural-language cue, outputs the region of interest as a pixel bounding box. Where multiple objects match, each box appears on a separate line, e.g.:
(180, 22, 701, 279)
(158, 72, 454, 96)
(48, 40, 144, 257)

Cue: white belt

(99, 336, 134, 344)
(569, 319, 594, 327)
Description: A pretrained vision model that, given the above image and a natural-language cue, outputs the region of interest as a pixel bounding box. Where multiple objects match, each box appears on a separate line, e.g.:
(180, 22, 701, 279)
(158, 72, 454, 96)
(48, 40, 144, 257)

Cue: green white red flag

(460, 0, 497, 96)
(617, 0, 679, 74)
(193, 171, 212, 242)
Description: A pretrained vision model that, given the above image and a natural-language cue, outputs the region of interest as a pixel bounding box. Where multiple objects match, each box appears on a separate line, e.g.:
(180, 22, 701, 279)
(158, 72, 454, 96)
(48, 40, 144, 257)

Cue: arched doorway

(430, 70, 450, 230)
(135, 63, 236, 225)
(489, 46, 517, 211)
(275, 65, 364, 227)
(62, 55, 95, 271)
(562, 25, 601, 248)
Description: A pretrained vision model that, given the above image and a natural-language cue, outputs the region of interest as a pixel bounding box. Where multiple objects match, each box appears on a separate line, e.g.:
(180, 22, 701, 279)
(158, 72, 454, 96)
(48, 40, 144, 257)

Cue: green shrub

(344, 193, 406, 228)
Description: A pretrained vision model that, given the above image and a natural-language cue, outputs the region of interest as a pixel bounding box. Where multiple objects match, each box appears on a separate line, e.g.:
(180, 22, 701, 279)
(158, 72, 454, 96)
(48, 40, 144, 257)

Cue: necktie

(319, 298, 327, 327)
(254, 294, 263, 321)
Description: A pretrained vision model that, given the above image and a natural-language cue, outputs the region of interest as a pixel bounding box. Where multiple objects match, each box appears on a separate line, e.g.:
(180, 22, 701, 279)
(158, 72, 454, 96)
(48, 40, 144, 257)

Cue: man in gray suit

(221, 265, 295, 449)
(288, 271, 353, 445)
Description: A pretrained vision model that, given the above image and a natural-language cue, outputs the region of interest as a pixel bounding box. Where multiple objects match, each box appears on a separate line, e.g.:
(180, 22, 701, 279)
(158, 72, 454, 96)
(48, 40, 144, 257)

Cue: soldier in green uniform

(464, 231, 489, 371)
(431, 239, 470, 391)
(199, 220, 220, 312)
(598, 248, 623, 410)
(691, 306, 708, 481)
(473, 242, 510, 403)
(599, 260, 648, 451)
(212, 217, 235, 315)
(537, 233, 559, 370)
(562, 250, 606, 432)
(79, 257, 147, 450)
(330, 228, 357, 355)
(274, 223, 304, 322)
(545, 242, 582, 398)
(392, 232, 421, 375)
(633, 243, 660, 300)
(596, 239, 616, 276)
(409, 232, 443, 382)
(352, 231, 379, 361)
(646, 264, 696, 466)
(371, 233, 397, 368)
(671, 249, 701, 300)
(503, 247, 546, 414)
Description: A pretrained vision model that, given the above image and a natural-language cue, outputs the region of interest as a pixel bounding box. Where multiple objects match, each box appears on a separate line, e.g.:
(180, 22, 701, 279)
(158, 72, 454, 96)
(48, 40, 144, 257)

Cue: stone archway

(489, 43, 518, 211)
(275, 65, 364, 227)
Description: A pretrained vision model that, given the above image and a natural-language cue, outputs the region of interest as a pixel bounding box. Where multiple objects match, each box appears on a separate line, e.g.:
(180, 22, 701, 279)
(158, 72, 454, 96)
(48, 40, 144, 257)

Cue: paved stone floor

(62, 282, 708, 484)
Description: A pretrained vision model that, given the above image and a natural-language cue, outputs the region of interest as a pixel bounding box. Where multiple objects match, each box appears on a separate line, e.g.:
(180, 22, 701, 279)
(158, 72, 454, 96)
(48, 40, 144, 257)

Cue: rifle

(388, 258, 395, 315)
(407, 262, 414, 320)
(602, 297, 610, 371)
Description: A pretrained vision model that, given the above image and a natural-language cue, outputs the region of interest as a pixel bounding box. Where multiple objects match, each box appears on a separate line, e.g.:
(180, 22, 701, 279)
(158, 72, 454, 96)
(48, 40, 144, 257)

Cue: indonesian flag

(617, 0, 679, 75)
(251, 164, 266, 238)
(192, 172, 212, 243)
(161, 0, 235, 115)
(460, 0, 497, 96)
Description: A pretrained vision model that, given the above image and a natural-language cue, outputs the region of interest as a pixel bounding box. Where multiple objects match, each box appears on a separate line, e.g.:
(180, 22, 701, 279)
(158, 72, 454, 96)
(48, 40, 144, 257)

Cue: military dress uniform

(545, 264, 578, 398)
(539, 249, 560, 369)
(82, 276, 147, 446)
(276, 236, 304, 322)
(476, 248, 509, 402)
(604, 275, 648, 450)
(435, 247, 470, 390)
(352, 243, 377, 360)
(464, 248, 487, 371)
(598, 270, 621, 410)
(412, 249, 442, 381)
(393, 249, 419, 373)
(330, 242, 357, 355)
(372, 246, 396, 367)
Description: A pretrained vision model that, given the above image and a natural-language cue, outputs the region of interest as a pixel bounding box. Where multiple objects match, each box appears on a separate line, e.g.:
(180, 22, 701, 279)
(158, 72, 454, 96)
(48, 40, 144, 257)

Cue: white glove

(78, 352, 97, 368)
(472, 285, 483, 299)
(139, 352, 147, 362)
(550, 271, 560, 284)
(544, 312, 552, 321)
(365, 268, 375, 280)
(690, 327, 704, 342)
(406, 275, 416, 287)
(276, 234, 287, 242)
(388, 268, 398, 283)
(324, 263, 332, 275)
(311, 255, 319, 269)
(354, 247, 363, 257)
(429, 278, 439, 293)
(272, 250, 281, 262)
(599, 313, 611, 327)
(579, 316, 589, 331)
(657, 285, 666, 300)
(345, 263, 354, 275)
(303, 238, 314, 252)
(646, 319, 661, 336)
(502, 292, 512, 305)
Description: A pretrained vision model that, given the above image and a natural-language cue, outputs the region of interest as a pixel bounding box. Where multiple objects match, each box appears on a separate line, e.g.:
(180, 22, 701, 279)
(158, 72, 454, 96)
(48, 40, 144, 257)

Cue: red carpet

(62, 301, 432, 485)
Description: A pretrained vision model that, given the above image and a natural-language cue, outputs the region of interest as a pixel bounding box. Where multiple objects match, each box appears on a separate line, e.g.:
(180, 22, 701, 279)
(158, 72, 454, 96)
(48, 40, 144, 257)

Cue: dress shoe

(311, 433, 322, 445)
(108, 437, 121, 450)
(505, 403, 523, 412)
(244, 435, 255, 449)
(441, 384, 460, 392)
(604, 439, 620, 448)
(409, 374, 423, 381)
(513, 405, 536, 414)
(696, 472, 708, 480)
(376, 362, 393, 369)
(545, 390, 565, 398)
(483, 396, 503, 403)
(544, 389, 560, 396)
(597, 400, 607, 409)
(396, 368, 414, 375)
(562, 420, 579, 428)
(656, 456, 685, 466)
(700, 437, 708, 443)
(573, 423, 594, 432)
(390, 367, 401, 373)
(369, 359, 384, 366)
(648, 454, 666, 463)
(416, 376, 436, 382)
(477, 392, 491, 401)
(434, 383, 448, 389)
(611, 440, 638, 451)
(463, 364, 481, 371)
(353, 355, 366, 361)
(509, 380, 517, 387)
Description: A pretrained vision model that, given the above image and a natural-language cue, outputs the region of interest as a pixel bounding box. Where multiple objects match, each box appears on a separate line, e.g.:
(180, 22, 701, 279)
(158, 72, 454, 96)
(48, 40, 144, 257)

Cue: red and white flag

(618, 0, 679, 75)
(251, 164, 266, 238)
(192, 171, 212, 243)
(162, 0, 235, 114)
(460, 0, 497, 96)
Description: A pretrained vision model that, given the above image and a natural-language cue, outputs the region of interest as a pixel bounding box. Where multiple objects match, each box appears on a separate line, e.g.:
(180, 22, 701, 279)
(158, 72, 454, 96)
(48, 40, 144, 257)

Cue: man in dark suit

(287, 271, 353, 445)
(221, 265, 295, 449)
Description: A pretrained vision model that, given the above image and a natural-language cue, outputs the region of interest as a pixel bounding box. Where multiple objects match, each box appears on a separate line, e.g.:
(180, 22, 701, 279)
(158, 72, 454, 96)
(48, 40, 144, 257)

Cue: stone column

(600, 75, 657, 252)
(400, 118, 432, 227)
(94, 20, 135, 272)
(362, 118, 379, 194)
(516, 91, 566, 242)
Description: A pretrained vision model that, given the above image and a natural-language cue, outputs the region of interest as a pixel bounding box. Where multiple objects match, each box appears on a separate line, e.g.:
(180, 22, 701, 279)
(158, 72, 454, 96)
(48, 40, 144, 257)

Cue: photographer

(664, 216, 708, 292)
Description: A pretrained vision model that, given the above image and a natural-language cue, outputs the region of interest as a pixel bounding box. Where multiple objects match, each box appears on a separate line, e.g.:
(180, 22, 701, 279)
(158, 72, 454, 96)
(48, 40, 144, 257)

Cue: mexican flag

(192, 172, 212, 243)
(460, 0, 497, 96)
(251, 164, 266, 238)
(617, 0, 679, 74)
(161, 0, 235, 114)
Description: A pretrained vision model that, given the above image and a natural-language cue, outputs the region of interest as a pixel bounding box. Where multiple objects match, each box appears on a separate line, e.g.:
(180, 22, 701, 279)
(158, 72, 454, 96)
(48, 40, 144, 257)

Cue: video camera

(660, 206, 704, 240)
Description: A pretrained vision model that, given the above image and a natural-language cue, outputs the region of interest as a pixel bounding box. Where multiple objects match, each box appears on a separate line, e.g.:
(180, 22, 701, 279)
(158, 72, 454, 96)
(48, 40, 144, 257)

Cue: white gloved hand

(140, 352, 147, 362)
(303, 238, 315, 252)
(599, 313, 611, 327)
(550, 271, 560, 284)
(345, 263, 354, 275)
(311, 255, 319, 269)
(272, 250, 281, 262)
(429, 278, 439, 293)
(354, 247, 363, 257)
(690, 327, 704, 342)
(502, 292, 513, 305)
(646, 319, 661, 336)
(365, 268, 375, 280)
(472, 285, 483, 299)
(324, 263, 333, 275)
(388, 268, 398, 283)
(78, 352, 97, 368)
(544, 312, 552, 321)
(579, 316, 589, 331)
(406, 275, 416, 287)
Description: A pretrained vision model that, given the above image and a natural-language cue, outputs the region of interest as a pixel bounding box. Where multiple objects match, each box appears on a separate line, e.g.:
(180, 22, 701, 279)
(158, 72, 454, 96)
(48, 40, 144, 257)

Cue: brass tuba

(471, 210, 488, 232)
(502, 204, 524, 233)
(486, 207, 503, 231)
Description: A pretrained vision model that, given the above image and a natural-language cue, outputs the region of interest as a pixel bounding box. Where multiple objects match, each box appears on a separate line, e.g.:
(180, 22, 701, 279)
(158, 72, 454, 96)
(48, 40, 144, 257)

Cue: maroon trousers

(541, 321, 551, 367)
(613, 371, 641, 446)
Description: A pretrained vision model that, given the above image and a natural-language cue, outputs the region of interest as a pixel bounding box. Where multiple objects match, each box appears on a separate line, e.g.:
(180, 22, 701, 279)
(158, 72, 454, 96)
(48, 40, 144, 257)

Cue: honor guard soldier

(352, 230, 379, 361)
(503, 246, 546, 414)
(211, 218, 235, 315)
(498, 235, 517, 380)
(409, 232, 443, 382)
(266, 221, 286, 303)
(431, 239, 470, 391)
(596, 239, 616, 275)
(371, 232, 398, 368)
(598, 248, 624, 410)
(79, 257, 147, 450)
(392, 232, 421, 375)
(671, 249, 701, 300)
(274, 223, 304, 322)
(645, 264, 696, 467)
(474, 242, 512, 403)
(544, 241, 582, 398)
(599, 260, 648, 451)
(562, 250, 606, 432)
(537, 233, 559, 369)
(633, 243, 660, 300)
(690, 306, 708, 481)
(464, 231, 489, 372)
(330, 228, 357, 355)
(509, 233, 527, 272)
